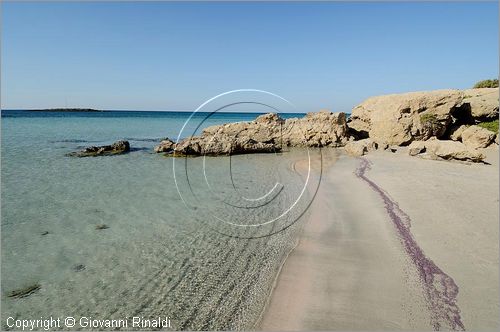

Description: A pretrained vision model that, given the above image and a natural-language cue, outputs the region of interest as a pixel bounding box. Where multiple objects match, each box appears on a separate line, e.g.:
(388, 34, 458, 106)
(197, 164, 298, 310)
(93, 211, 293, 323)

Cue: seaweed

(7, 283, 41, 299)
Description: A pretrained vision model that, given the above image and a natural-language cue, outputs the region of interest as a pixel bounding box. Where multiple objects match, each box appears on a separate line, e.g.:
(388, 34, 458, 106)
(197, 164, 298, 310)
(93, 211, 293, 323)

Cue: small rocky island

(30, 108, 103, 112)
(153, 87, 498, 163)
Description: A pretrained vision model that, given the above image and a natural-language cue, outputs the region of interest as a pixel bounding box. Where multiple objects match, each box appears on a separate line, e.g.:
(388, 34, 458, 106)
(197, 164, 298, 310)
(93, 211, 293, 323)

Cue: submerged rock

(95, 224, 109, 230)
(67, 140, 130, 157)
(73, 264, 86, 272)
(7, 283, 41, 298)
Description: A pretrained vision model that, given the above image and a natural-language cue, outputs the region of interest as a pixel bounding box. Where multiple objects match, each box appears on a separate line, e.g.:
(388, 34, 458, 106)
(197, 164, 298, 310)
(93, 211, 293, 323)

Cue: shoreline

(252, 151, 334, 330)
(253, 229, 302, 330)
(258, 148, 499, 330)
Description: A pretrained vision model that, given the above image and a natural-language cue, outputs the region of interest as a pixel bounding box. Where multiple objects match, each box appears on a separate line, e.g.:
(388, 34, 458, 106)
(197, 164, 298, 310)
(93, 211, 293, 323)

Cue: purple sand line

(355, 157, 465, 331)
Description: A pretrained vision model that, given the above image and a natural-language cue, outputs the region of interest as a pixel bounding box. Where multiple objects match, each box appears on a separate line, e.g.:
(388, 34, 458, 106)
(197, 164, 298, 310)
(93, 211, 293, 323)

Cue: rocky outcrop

(149, 89, 496, 160)
(155, 111, 349, 156)
(348, 88, 499, 146)
(344, 138, 379, 157)
(154, 138, 175, 153)
(67, 140, 130, 157)
(462, 88, 499, 121)
(173, 135, 279, 156)
(281, 111, 348, 147)
(461, 125, 496, 149)
(408, 138, 485, 162)
(348, 90, 463, 146)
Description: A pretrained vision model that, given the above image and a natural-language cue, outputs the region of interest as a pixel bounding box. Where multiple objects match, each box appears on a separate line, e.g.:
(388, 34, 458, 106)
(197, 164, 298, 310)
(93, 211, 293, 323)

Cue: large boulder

(449, 125, 467, 141)
(344, 138, 378, 157)
(156, 111, 349, 156)
(408, 138, 485, 162)
(67, 140, 130, 157)
(462, 88, 499, 121)
(348, 90, 464, 146)
(461, 125, 496, 149)
(408, 140, 427, 156)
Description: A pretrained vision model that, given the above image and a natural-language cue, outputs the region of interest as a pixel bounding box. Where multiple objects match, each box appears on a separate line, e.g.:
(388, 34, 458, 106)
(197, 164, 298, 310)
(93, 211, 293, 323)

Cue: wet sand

(259, 147, 499, 330)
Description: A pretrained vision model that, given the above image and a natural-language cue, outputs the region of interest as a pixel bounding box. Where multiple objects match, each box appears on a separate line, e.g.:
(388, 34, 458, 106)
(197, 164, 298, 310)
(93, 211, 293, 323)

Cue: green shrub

(420, 113, 439, 124)
(473, 79, 499, 89)
(477, 119, 499, 133)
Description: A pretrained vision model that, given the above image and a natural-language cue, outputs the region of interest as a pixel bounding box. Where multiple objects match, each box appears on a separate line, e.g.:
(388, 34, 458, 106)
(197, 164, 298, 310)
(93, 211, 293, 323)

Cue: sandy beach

(259, 148, 499, 330)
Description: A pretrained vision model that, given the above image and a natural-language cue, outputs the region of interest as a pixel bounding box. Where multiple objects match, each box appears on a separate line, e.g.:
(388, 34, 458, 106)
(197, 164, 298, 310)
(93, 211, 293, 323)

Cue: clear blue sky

(1, 1, 498, 112)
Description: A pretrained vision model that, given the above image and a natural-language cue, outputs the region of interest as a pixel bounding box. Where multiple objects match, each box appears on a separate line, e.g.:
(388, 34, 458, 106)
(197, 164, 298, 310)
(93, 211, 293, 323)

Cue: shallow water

(1, 110, 321, 330)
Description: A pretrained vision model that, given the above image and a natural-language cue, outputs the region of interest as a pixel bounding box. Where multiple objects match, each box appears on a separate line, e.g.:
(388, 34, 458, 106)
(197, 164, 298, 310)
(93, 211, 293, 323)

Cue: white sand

(259, 147, 499, 330)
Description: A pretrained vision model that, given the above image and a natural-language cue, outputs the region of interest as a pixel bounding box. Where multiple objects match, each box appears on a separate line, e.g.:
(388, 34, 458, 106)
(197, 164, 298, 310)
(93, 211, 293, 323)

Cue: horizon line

(1, 108, 323, 114)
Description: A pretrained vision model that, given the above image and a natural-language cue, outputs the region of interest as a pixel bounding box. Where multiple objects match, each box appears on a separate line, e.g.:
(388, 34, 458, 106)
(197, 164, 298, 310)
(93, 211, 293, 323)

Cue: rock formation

(348, 90, 464, 145)
(344, 138, 380, 157)
(151, 88, 497, 162)
(449, 125, 467, 141)
(281, 111, 348, 147)
(408, 138, 485, 162)
(461, 125, 496, 149)
(155, 111, 348, 156)
(154, 138, 175, 153)
(462, 88, 499, 121)
(348, 88, 499, 146)
(67, 140, 130, 157)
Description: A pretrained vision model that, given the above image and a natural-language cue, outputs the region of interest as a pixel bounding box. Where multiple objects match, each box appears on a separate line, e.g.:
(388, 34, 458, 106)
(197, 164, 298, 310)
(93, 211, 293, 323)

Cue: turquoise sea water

(1, 110, 320, 330)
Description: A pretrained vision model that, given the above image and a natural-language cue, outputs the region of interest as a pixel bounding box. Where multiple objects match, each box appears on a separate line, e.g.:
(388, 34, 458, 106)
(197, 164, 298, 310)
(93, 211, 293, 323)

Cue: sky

(1, 1, 498, 113)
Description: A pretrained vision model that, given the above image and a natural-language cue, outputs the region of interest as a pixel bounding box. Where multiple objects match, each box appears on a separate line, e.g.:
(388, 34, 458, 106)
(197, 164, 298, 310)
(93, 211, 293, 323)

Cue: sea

(1, 110, 323, 330)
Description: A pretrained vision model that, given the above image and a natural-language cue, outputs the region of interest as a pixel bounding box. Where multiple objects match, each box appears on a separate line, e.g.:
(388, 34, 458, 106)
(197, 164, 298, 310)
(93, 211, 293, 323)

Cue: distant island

(27, 108, 104, 112)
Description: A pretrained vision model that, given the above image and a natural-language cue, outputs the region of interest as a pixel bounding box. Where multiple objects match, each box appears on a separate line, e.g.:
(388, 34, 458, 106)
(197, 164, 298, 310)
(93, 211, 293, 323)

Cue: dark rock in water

(41, 231, 49, 236)
(95, 224, 109, 230)
(73, 264, 86, 272)
(67, 140, 130, 157)
(7, 283, 41, 298)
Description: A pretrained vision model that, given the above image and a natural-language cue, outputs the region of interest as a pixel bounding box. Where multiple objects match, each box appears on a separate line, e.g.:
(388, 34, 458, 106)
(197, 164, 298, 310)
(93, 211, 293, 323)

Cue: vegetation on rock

(420, 113, 439, 125)
(477, 119, 499, 133)
(473, 79, 499, 89)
